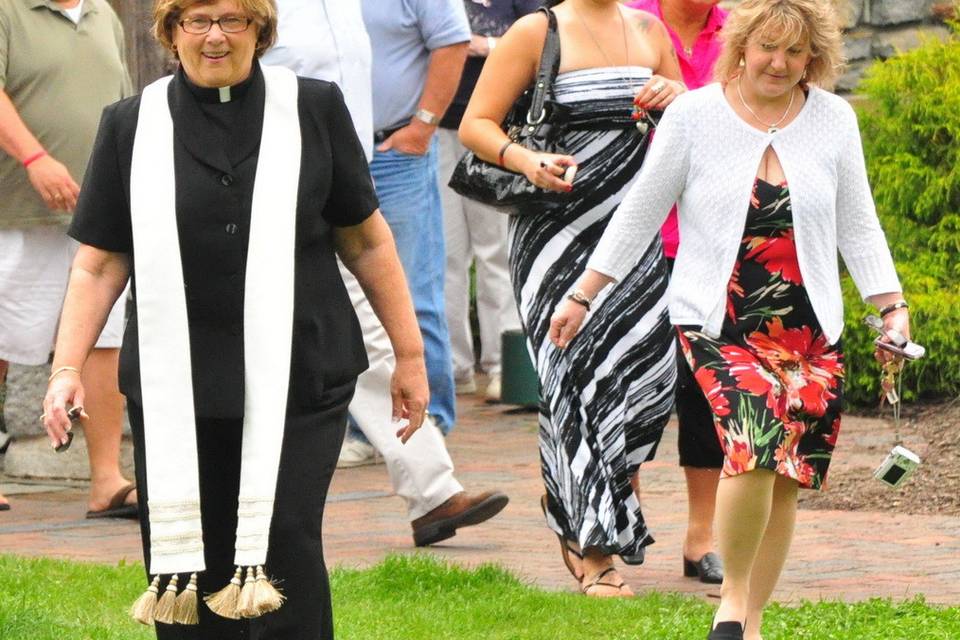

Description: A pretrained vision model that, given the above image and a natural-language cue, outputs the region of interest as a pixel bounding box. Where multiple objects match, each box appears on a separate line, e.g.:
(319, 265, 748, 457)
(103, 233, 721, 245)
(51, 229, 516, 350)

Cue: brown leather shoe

(411, 491, 509, 547)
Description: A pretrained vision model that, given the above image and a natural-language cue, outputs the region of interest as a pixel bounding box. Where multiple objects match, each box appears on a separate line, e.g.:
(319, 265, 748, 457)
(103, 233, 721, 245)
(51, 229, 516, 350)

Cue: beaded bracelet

(879, 301, 909, 318)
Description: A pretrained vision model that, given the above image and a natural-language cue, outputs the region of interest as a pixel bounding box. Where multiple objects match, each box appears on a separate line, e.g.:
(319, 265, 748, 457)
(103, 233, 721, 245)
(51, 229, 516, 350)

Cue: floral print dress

(678, 179, 844, 490)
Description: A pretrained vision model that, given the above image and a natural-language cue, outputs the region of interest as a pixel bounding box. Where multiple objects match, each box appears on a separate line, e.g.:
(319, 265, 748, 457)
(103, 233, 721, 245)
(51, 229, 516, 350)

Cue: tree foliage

(843, 22, 960, 404)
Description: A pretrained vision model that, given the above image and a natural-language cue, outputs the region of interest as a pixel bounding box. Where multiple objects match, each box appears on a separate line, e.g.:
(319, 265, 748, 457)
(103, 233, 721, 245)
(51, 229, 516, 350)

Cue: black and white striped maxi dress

(510, 67, 676, 559)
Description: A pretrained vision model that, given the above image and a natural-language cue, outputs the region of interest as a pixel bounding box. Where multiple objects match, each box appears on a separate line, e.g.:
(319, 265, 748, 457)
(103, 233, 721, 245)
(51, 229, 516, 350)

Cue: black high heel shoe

(706, 621, 744, 640)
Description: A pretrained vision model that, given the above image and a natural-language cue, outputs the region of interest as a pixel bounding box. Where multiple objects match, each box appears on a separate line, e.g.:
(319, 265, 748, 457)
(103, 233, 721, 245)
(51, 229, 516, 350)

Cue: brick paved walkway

(2, 394, 959, 604)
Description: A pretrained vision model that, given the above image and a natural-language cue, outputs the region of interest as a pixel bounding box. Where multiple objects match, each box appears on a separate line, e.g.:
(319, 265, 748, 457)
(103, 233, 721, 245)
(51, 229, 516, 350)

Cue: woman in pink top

(627, 0, 729, 586)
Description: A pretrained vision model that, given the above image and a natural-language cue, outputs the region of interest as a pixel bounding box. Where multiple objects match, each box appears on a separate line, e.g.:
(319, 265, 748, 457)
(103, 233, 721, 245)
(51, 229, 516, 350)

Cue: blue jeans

(370, 139, 456, 432)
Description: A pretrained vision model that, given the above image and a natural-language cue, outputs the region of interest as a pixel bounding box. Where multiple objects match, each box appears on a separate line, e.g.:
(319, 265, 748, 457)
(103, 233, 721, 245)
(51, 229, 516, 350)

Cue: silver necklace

(573, 4, 648, 130)
(572, 3, 630, 78)
(736, 77, 796, 134)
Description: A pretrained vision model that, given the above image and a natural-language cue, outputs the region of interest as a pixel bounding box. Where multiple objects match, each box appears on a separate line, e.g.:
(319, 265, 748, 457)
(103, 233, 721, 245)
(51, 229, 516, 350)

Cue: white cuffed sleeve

(834, 105, 901, 299)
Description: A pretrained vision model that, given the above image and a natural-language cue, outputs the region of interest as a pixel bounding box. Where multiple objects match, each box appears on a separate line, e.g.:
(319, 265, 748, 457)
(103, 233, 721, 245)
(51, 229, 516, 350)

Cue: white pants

(338, 259, 462, 521)
(437, 128, 521, 380)
(0, 226, 127, 365)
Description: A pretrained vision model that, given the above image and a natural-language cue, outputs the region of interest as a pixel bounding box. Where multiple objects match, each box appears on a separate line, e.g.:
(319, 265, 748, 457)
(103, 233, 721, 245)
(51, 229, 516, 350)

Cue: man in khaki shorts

(0, 0, 134, 516)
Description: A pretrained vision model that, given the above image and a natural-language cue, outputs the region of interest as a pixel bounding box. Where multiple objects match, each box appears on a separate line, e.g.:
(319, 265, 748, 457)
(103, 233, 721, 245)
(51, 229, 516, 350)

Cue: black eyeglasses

(179, 16, 252, 35)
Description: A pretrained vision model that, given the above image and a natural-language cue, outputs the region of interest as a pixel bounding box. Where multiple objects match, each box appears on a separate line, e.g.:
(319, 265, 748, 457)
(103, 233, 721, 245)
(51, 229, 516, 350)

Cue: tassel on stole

(153, 574, 179, 624)
(204, 566, 243, 620)
(130, 575, 161, 625)
(207, 565, 286, 620)
(237, 567, 258, 618)
(173, 573, 200, 625)
(252, 565, 285, 616)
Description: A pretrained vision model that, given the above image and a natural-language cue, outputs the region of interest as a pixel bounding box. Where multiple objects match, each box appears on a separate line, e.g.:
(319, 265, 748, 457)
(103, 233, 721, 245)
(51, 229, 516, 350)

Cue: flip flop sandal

(581, 566, 628, 597)
(86, 482, 139, 520)
(540, 494, 584, 582)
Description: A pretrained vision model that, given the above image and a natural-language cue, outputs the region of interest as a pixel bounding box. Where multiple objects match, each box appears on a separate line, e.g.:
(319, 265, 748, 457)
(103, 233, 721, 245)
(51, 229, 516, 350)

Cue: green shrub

(843, 23, 960, 405)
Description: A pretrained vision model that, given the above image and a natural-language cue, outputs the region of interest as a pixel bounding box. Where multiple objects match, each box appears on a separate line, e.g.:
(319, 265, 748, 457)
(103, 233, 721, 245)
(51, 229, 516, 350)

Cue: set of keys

(863, 315, 925, 488)
(880, 359, 903, 408)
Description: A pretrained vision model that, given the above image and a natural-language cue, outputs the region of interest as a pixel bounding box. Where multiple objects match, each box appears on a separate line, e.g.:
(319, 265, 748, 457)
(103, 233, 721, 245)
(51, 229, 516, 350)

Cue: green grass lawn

(1, 554, 958, 639)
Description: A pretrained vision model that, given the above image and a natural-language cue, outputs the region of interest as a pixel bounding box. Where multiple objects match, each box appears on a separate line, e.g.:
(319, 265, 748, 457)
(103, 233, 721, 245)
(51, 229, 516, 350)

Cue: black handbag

(448, 7, 571, 215)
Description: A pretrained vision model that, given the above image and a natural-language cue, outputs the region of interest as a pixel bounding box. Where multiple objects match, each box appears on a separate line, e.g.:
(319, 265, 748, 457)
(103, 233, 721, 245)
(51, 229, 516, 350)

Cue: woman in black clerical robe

(41, 1, 428, 639)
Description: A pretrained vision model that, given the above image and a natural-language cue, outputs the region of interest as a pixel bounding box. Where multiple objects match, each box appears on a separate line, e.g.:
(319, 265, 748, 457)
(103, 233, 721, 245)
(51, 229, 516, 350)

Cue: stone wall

(838, 1, 951, 92)
(720, 0, 953, 92)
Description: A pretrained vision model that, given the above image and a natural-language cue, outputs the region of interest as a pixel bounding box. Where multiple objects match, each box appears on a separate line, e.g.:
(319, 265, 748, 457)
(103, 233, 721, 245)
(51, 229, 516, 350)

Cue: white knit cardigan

(587, 82, 901, 345)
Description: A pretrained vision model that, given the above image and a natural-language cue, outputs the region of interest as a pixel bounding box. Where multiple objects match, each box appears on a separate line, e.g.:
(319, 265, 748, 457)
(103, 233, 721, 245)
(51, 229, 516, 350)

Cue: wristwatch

(566, 289, 593, 311)
(414, 108, 440, 126)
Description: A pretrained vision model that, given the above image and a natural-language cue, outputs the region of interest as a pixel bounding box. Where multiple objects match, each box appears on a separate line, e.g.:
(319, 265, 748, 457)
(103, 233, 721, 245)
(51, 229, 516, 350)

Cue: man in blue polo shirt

(361, 0, 470, 437)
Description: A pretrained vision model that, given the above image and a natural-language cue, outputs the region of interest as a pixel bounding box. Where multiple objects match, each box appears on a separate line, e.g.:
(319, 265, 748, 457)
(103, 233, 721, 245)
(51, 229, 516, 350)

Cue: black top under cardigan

(69, 63, 378, 418)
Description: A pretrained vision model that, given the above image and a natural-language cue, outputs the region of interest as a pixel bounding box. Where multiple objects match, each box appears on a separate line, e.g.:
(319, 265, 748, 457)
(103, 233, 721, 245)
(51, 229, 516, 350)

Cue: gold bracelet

(48, 366, 81, 382)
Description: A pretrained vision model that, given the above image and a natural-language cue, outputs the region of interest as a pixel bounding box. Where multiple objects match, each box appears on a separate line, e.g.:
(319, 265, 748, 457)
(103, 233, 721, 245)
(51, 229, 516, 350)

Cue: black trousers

(665, 257, 723, 469)
(129, 380, 355, 640)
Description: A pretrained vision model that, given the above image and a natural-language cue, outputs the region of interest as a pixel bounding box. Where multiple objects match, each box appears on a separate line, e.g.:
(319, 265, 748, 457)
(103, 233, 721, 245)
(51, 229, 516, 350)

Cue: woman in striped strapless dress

(460, 0, 686, 596)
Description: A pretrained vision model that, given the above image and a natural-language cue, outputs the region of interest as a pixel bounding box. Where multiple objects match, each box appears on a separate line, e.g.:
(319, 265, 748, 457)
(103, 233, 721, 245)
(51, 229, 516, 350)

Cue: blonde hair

(713, 0, 845, 89)
(153, 0, 278, 59)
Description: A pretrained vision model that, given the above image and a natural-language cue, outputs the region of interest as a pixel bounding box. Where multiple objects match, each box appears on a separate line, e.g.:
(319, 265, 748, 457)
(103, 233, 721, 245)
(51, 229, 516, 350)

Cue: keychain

(879, 359, 904, 443)
(863, 315, 924, 488)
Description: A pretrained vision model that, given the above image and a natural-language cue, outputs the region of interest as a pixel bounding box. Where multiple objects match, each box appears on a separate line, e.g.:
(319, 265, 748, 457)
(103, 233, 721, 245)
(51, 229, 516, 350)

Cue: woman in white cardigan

(550, 1, 910, 638)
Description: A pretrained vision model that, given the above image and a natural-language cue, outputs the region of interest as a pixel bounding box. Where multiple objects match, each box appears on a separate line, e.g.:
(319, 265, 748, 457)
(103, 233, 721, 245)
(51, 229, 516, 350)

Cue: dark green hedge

(842, 22, 960, 405)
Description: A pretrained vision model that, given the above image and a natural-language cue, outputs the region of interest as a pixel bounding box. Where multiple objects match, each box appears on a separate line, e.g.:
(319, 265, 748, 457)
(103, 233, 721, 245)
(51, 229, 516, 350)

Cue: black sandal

(580, 566, 628, 597)
(540, 494, 584, 582)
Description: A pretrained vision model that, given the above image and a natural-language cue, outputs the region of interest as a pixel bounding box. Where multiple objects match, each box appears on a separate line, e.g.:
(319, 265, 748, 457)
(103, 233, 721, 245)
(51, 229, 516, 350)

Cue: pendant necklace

(736, 77, 795, 134)
(573, 4, 649, 131)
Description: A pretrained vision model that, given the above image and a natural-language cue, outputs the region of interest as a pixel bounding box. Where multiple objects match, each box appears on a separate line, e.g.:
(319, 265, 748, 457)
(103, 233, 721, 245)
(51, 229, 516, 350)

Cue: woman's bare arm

(458, 13, 576, 192)
(42, 246, 129, 446)
(629, 10, 685, 109)
(335, 211, 429, 441)
(650, 14, 683, 81)
(458, 13, 542, 164)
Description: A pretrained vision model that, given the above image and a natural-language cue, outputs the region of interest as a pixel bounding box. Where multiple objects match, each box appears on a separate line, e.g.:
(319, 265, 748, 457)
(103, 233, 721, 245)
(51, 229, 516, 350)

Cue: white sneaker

(455, 376, 477, 395)
(336, 437, 382, 469)
(484, 373, 502, 403)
